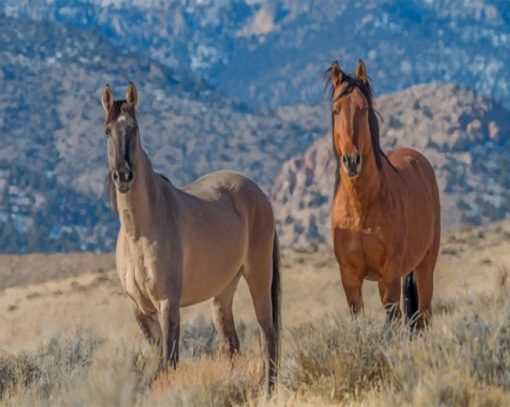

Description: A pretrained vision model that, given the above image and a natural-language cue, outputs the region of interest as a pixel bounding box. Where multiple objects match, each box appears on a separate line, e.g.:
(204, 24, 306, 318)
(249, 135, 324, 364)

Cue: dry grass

(1, 224, 510, 405)
(1, 278, 509, 406)
(282, 287, 510, 406)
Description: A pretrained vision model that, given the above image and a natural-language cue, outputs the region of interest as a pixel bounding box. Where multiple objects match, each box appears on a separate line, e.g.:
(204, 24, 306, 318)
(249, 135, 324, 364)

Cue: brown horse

(101, 82, 280, 392)
(326, 60, 440, 329)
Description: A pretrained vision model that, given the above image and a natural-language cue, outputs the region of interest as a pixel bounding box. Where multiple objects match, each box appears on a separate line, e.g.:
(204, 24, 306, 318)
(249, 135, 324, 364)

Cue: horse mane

(158, 173, 170, 183)
(105, 171, 118, 214)
(324, 61, 395, 193)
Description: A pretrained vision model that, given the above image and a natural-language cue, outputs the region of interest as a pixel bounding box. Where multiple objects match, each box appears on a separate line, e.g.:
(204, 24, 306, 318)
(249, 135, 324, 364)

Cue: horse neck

(116, 148, 171, 239)
(337, 151, 385, 220)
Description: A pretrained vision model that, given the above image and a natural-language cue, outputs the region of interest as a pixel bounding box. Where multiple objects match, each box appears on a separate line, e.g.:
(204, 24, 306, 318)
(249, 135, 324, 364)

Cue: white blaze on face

(117, 115, 127, 123)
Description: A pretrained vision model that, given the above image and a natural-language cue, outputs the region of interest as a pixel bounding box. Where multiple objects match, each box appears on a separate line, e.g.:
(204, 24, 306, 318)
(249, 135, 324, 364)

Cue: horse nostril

(112, 171, 119, 181)
(354, 153, 361, 165)
(126, 171, 133, 182)
(342, 154, 349, 165)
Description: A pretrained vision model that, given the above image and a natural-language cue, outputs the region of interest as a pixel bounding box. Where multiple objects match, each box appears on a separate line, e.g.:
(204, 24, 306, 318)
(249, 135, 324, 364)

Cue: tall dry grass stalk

(1, 274, 510, 406)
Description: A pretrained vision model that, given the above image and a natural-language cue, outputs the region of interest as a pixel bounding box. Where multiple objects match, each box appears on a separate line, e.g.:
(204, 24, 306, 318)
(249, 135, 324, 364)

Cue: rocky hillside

(3, 1, 510, 107)
(2, 1, 510, 253)
(271, 83, 510, 249)
(0, 14, 325, 253)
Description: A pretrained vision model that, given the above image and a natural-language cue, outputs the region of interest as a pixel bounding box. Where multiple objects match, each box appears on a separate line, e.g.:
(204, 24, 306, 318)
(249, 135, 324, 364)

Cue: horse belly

(180, 218, 246, 306)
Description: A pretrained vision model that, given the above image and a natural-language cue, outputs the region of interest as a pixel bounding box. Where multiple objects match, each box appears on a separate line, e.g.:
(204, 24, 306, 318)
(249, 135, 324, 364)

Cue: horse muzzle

(342, 152, 362, 178)
(112, 167, 134, 193)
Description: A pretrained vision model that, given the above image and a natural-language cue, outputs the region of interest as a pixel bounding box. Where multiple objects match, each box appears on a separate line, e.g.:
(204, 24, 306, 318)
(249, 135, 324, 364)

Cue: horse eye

(105, 128, 111, 137)
(333, 109, 340, 116)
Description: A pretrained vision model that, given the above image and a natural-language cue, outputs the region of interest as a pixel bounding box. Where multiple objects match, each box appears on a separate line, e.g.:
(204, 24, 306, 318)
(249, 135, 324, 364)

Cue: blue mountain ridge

(2, 0, 509, 107)
(0, 11, 324, 253)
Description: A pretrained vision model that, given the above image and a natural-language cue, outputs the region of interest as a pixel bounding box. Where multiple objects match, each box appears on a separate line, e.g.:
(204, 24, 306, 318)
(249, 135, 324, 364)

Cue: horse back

(183, 170, 273, 221)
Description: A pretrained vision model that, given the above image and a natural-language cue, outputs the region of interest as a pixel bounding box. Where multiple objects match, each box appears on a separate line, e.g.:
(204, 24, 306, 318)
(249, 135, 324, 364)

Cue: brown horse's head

(101, 82, 140, 194)
(326, 59, 383, 181)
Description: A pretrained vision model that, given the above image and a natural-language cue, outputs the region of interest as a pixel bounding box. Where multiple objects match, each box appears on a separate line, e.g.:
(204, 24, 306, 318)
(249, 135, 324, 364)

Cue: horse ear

(330, 61, 343, 88)
(355, 59, 367, 84)
(102, 84, 115, 113)
(125, 81, 139, 107)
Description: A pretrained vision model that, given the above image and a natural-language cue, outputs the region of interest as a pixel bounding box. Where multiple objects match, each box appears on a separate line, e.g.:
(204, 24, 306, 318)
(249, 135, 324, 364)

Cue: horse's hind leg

(414, 252, 436, 329)
(403, 272, 419, 329)
(211, 272, 242, 357)
(244, 254, 278, 394)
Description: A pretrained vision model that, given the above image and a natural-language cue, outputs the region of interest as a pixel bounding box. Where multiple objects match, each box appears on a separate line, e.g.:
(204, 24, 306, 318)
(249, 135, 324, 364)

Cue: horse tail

(271, 232, 281, 358)
(403, 271, 419, 329)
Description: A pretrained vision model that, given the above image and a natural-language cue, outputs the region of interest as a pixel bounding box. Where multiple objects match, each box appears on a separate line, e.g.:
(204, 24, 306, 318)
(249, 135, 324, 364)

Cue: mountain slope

(271, 83, 510, 249)
(3, 0, 510, 107)
(0, 14, 326, 253)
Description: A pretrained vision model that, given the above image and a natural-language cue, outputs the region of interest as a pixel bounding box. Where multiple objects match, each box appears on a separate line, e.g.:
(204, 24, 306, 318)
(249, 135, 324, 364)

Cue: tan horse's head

(326, 60, 383, 181)
(101, 82, 140, 194)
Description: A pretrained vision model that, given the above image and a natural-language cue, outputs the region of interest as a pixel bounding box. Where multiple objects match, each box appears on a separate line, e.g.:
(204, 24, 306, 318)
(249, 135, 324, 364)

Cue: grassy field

(1, 222, 510, 405)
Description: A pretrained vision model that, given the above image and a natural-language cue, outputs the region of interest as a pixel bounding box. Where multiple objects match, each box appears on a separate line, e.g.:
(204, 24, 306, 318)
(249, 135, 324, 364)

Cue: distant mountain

(271, 83, 510, 249)
(0, 13, 325, 253)
(2, 0, 510, 107)
(0, 160, 116, 253)
(2, 1, 510, 253)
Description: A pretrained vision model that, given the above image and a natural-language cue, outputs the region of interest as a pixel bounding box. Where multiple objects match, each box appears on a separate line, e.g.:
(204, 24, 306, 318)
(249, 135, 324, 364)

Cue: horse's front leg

(378, 277, 402, 324)
(133, 305, 162, 346)
(158, 296, 181, 369)
(340, 269, 364, 317)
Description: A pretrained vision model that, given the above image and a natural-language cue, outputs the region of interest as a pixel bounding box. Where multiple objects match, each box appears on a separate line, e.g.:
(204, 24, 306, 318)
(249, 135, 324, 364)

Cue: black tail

(271, 233, 281, 358)
(403, 272, 419, 329)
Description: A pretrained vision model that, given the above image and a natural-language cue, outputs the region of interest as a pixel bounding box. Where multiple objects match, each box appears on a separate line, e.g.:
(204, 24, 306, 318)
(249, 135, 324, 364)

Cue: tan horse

(101, 82, 280, 392)
(326, 60, 441, 329)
